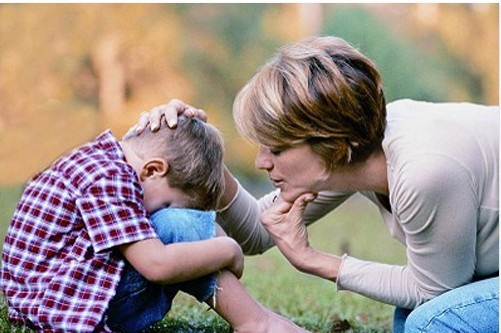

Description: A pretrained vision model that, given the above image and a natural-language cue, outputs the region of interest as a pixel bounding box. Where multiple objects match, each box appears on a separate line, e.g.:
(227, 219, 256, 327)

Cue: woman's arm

(259, 193, 343, 282)
(338, 157, 480, 309)
(132, 100, 352, 254)
(119, 236, 244, 284)
(217, 171, 352, 255)
(216, 170, 279, 254)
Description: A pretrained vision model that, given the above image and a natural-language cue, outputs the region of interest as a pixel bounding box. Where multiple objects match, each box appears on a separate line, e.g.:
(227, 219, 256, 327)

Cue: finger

(270, 196, 294, 214)
(184, 107, 196, 118)
(192, 108, 208, 122)
(291, 193, 317, 213)
(148, 106, 163, 131)
(164, 99, 189, 128)
(135, 112, 150, 135)
(183, 107, 208, 122)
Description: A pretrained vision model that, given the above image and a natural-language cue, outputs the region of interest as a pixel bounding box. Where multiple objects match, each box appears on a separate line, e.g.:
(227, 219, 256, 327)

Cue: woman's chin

(280, 190, 308, 203)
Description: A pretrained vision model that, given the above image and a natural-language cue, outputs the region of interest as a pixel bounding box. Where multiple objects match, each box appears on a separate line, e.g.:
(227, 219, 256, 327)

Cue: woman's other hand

(133, 99, 207, 134)
(261, 193, 341, 282)
(260, 193, 316, 270)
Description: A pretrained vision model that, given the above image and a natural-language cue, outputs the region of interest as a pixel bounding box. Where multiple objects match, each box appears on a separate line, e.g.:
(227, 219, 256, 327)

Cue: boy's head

(122, 117, 225, 212)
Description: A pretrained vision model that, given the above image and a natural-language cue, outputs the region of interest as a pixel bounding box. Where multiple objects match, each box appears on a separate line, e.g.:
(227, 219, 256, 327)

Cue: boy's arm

(119, 236, 244, 284)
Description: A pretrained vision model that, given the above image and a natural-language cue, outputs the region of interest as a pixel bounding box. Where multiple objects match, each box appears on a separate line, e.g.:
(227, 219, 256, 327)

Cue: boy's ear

(140, 158, 169, 181)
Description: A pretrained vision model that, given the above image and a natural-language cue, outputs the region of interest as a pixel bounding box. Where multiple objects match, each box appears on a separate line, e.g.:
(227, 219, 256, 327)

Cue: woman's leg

(393, 307, 412, 333)
(395, 277, 499, 333)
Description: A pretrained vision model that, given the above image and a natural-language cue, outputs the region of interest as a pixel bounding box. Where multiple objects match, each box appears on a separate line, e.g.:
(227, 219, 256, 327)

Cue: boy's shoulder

(37, 130, 134, 191)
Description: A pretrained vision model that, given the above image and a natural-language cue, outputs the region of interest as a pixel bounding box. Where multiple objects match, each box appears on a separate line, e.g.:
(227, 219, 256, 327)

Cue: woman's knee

(404, 278, 499, 333)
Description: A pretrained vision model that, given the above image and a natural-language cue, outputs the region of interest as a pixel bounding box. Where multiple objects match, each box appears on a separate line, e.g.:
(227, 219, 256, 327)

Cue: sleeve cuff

(216, 180, 241, 213)
(336, 253, 349, 291)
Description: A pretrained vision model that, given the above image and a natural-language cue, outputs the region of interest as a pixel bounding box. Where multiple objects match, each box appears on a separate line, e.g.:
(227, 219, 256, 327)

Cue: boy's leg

(152, 209, 309, 332)
(209, 270, 309, 333)
(106, 208, 217, 332)
(395, 277, 499, 333)
(150, 208, 218, 301)
(106, 265, 175, 332)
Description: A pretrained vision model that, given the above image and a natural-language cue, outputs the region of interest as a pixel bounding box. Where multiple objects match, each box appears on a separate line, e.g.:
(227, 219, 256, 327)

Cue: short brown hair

(233, 36, 386, 170)
(124, 117, 225, 210)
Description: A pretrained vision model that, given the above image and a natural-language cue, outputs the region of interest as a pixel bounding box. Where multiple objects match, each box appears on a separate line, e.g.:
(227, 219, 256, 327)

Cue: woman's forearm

(292, 247, 343, 282)
(216, 169, 278, 255)
(217, 166, 239, 210)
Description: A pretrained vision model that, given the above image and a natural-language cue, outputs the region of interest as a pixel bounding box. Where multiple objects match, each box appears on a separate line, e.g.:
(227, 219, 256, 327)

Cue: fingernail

(306, 194, 315, 201)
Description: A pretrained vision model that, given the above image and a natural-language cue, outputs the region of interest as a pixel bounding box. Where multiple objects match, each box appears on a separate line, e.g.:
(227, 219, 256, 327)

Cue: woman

(136, 36, 499, 332)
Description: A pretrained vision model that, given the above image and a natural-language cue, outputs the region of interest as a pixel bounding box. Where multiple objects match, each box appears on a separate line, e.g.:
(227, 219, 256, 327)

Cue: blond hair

(124, 117, 225, 210)
(233, 36, 386, 170)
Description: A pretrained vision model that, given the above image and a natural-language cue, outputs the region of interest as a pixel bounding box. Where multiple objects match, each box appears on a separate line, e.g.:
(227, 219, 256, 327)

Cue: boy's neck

(119, 140, 193, 210)
(119, 141, 144, 175)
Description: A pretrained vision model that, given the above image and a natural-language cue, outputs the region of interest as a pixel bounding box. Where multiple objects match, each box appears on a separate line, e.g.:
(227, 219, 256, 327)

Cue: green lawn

(0, 185, 405, 332)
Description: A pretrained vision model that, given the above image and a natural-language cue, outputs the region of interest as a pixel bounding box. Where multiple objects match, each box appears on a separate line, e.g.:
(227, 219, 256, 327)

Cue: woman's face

(255, 143, 328, 202)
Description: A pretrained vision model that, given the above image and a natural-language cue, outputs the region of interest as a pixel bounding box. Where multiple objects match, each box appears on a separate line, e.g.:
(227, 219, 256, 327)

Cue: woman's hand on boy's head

(134, 99, 207, 134)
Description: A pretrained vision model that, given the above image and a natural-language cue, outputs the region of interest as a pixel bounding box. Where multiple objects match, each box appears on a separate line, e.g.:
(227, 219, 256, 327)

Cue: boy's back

(1, 130, 157, 331)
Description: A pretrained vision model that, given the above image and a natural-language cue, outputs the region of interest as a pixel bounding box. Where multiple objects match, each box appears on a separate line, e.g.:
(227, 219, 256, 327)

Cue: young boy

(1, 116, 308, 333)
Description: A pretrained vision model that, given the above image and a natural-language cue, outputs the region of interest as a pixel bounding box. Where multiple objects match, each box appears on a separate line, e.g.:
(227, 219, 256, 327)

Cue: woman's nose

(255, 146, 273, 170)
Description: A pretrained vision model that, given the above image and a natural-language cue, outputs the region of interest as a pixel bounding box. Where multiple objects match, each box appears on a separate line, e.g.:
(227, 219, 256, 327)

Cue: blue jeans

(106, 208, 218, 333)
(393, 277, 499, 333)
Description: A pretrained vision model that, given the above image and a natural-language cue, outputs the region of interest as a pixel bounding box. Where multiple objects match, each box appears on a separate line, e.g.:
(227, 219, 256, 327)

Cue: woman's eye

(270, 148, 283, 156)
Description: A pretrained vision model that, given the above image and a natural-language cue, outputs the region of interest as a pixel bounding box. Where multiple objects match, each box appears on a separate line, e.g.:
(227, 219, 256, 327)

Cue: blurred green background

(0, 3, 498, 186)
(0, 3, 498, 332)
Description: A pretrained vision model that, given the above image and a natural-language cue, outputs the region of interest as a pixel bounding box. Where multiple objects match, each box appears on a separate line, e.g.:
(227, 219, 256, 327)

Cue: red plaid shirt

(1, 130, 158, 332)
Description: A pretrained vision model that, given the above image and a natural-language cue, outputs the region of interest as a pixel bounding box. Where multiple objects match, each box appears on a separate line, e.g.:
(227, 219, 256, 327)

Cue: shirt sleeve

(337, 155, 478, 309)
(216, 180, 352, 255)
(77, 174, 158, 253)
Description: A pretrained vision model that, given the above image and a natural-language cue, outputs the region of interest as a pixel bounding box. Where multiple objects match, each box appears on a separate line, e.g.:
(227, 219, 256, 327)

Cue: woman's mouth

(270, 177, 284, 187)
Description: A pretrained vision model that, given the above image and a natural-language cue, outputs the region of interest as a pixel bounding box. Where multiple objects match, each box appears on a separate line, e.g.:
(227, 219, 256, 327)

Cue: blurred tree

(0, 3, 497, 185)
(0, 4, 191, 183)
(263, 3, 323, 40)
(172, 4, 282, 177)
(321, 5, 483, 103)
(408, 3, 498, 104)
(92, 34, 125, 115)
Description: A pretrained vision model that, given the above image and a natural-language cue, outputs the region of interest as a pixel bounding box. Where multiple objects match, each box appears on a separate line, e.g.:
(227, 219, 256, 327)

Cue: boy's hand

(133, 99, 207, 134)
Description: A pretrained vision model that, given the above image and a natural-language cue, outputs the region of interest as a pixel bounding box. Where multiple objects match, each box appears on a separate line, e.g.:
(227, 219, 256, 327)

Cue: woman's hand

(260, 193, 317, 270)
(133, 99, 207, 134)
(261, 193, 341, 282)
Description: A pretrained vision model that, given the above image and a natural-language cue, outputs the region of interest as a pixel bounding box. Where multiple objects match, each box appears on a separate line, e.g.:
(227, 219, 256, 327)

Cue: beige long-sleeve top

(217, 99, 499, 309)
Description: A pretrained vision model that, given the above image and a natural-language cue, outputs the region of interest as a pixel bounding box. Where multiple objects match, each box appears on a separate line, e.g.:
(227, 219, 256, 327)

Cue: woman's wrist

(294, 247, 341, 282)
(217, 166, 239, 212)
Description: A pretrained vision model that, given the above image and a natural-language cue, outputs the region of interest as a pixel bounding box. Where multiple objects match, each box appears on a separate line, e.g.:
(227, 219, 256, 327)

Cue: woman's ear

(139, 158, 169, 181)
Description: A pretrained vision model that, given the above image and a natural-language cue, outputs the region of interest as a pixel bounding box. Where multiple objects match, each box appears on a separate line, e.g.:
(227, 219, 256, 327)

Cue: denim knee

(404, 278, 499, 333)
(149, 207, 218, 302)
(107, 208, 219, 331)
(150, 207, 216, 244)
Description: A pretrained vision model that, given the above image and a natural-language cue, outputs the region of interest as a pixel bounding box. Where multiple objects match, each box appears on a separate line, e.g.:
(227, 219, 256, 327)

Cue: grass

(0, 185, 406, 332)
